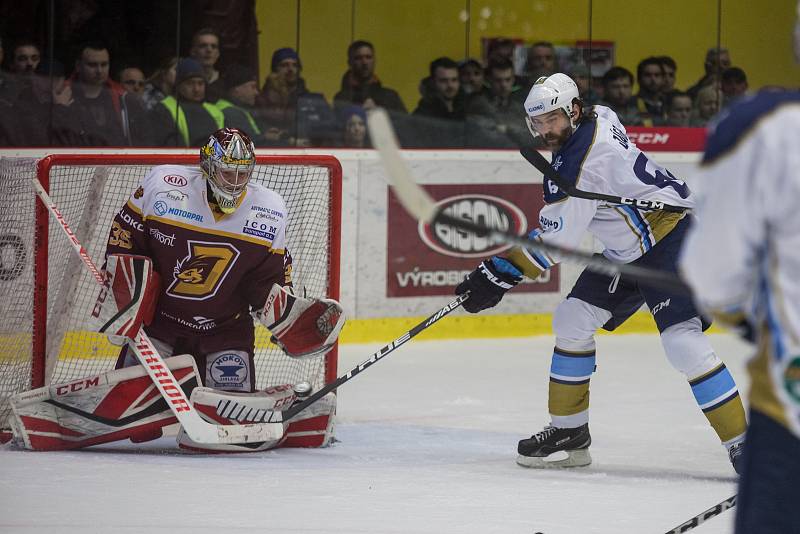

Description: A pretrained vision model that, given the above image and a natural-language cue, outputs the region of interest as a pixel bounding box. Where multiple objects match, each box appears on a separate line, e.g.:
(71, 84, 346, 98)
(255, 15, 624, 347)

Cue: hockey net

(0, 154, 341, 438)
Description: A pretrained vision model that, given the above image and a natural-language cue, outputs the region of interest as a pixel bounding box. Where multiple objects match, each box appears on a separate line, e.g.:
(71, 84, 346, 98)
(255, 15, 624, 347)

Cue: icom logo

(418, 194, 528, 258)
(163, 175, 188, 187)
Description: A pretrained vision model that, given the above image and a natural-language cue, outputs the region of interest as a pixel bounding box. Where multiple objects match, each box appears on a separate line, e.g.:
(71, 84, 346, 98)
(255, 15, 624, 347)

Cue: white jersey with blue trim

(522, 106, 692, 272)
(680, 92, 800, 437)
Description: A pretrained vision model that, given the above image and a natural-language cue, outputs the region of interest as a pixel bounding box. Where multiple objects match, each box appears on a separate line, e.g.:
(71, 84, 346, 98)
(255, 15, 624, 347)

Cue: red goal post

(0, 154, 342, 440)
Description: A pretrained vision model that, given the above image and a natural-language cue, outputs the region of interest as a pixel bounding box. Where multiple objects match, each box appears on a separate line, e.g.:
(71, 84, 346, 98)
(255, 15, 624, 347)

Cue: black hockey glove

(456, 257, 522, 313)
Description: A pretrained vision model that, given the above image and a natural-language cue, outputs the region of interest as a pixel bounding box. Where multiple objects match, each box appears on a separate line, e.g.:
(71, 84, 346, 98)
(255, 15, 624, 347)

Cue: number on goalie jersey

(458, 73, 746, 472)
(105, 128, 292, 393)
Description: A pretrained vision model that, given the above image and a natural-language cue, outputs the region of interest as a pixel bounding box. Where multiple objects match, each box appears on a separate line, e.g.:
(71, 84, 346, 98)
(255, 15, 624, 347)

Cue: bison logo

(167, 241, 240, 300)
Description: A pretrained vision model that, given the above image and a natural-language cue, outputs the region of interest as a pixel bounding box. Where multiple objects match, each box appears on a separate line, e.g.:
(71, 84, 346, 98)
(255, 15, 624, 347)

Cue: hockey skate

(728, 441, 744, 474)
(517, 423, 592, 468)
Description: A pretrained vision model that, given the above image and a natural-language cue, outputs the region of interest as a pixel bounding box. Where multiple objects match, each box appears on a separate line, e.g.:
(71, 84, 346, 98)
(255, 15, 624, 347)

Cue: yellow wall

(257, 0, 799, 110)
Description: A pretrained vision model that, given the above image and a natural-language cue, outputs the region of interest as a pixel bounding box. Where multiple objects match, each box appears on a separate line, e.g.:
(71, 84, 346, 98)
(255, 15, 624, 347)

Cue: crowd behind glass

(0, 28, 758, 149)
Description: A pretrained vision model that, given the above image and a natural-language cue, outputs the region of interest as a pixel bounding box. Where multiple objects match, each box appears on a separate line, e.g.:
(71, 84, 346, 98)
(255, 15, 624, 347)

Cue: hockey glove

(456, 257, 522, 313)
(257, 284, 346, 359)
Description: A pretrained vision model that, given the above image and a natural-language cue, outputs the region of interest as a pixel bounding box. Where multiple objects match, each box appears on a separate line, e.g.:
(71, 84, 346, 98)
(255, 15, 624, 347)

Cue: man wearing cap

(255, 47, 335, 146)
(151, 57, 225, 146)
(215, 64, 263, 143)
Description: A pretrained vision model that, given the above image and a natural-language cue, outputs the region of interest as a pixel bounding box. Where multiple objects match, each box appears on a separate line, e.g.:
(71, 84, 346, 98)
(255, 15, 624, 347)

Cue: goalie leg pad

(9, 354, 200, 450)
(93, 254, 161, 346)
(258, 284, 345, 359)
(176, 386, 336, 452)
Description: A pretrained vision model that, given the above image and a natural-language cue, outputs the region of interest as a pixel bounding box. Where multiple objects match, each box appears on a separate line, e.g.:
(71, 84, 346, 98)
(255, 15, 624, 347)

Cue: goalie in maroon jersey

(93, 127, 343, 451)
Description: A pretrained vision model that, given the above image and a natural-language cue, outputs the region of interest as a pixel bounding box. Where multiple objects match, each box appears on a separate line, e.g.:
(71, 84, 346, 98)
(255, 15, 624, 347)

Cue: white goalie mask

(523, 73, 581, 138)
(200, 127, 256, 214)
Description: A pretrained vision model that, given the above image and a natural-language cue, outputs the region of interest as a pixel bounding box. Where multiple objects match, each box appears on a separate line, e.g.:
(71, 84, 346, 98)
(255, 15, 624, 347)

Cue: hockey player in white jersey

(680, 8, 800, 530)
(456, 73, 747, 471)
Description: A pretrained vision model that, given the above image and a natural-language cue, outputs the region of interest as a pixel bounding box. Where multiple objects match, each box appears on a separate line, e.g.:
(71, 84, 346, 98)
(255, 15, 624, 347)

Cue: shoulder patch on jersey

(704, 91, 800, 164)
(544, 120, 598, 204)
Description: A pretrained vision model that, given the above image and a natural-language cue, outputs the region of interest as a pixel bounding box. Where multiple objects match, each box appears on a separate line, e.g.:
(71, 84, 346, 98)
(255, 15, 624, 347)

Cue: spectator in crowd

(459, 58, 485, 95)
(0, 36, 19, 109)
(411, 56, 496, 147)
(635, 56, 666, 124)
(658, 56, 677, 92)
(189, 28, 224, 103)
(526, 41, 556, 81)
(687, 47, 731, 100)
(690, 84, 721, 126)
(569, 63, 599, 104)
(10, 59, 82, 146)
(486, 38, 528, 88)
(118, 66, 146, 96)
(150, 57, 224, 146)
(333, 40, 406, 114)
(339, 105, 369, 148)
(721, 67, 748, 105)
(9, 40, 41, 75)
(215, 64, 263, 143)
(141, 56, 177, 111)
(482, 57, 528, 147)
(414, 56, 492, 120)
(663, 90, 692, 127)
(256, 47, 335, 147)
(487, 37, 515, 64)
(599, 66, 643, 126)
(65, 41, 149, 146)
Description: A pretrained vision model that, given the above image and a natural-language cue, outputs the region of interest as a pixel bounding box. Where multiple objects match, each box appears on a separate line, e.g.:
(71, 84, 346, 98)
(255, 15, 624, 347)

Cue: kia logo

(418, 194, 528, 258)
(163, 175, 188, 187)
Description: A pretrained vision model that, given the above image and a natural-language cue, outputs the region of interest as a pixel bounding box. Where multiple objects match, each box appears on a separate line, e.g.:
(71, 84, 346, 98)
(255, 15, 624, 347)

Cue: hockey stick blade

(519, 147, 689, 213)
(367, 108, 690, 295)
(216, 294, 469, 424)
(663, 494, 736, 533)
(31, 177, 284, 445)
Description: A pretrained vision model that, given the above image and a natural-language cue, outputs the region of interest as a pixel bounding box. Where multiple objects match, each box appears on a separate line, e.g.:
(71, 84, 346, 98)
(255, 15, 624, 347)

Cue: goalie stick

(206, 293, 469, 424)
(366, 107, 691, 295)
(31, 177, 284, 445)
(518, 147, 691, 213)
(663, 494, 736, 533)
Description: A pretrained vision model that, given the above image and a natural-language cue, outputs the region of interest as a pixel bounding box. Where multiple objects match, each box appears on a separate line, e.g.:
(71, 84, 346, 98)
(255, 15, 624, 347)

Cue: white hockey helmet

(200, 127, 256, 213)
(523, 73, 581, 134)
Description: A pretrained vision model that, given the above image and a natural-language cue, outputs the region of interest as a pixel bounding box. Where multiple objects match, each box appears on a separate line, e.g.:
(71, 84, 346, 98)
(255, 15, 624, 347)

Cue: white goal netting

(0, 155, 341, 433)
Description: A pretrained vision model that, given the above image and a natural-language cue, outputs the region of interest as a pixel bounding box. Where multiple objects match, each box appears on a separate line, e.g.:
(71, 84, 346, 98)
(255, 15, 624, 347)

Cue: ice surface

(0, 333, 750, 533)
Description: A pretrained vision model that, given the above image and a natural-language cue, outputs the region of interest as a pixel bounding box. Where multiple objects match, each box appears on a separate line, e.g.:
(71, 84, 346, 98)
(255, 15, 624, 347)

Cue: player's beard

(542, 124, 572, 151)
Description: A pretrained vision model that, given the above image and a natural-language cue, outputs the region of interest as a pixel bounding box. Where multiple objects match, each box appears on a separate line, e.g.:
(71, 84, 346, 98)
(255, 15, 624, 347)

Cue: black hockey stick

(663, 494, 736, 533)
(213, 294, 469, 423)
(367, 108, 691, 295)
(519, 146, 690, 213)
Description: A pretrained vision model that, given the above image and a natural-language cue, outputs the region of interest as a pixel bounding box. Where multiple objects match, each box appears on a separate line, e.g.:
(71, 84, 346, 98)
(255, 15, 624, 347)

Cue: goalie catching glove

(257, 284, 345, 358)
(456, 257, 522, 313)
(92, 254, 160, 345)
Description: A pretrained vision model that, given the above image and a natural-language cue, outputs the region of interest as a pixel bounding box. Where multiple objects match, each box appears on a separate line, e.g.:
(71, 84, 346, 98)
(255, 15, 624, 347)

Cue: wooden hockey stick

(663, 494, 736, 533)
(32, 177, 284, 445)
(366, 107, 691, 295)
(206, 293, 469, 424)
(519, 147, 691, 213)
